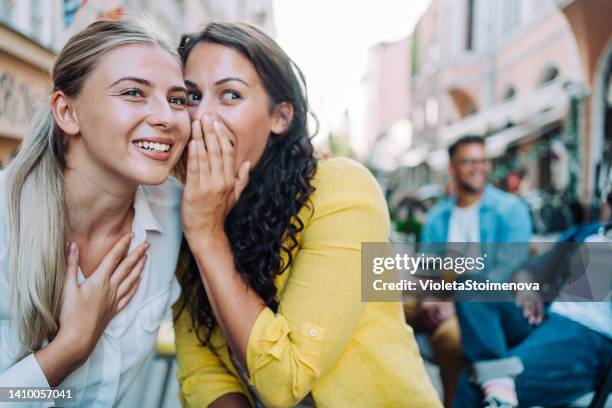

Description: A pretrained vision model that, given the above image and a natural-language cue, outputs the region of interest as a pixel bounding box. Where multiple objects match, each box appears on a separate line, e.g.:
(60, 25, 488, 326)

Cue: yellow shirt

(174, 157, 441, 408)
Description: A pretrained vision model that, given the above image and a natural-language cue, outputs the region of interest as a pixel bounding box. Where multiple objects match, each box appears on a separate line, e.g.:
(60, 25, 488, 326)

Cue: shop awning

(485, 99, 569, 158)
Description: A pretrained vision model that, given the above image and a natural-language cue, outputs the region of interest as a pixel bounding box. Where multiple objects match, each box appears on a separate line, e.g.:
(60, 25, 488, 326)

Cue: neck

(456, 189, 483, 208)
(64, 166, 136, 241)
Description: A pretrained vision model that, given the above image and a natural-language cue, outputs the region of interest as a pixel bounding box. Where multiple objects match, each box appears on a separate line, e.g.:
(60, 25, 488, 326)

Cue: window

(0, 0, 15, 24)
(538, 66, 560, 86)
(502, 0, 520, 34)
(425, 97, 439, 128)
(31, 0, 43, 41)
(411, 27, 420, 77)
(503, 86, 516, 102)
(465, 0, 475, 51)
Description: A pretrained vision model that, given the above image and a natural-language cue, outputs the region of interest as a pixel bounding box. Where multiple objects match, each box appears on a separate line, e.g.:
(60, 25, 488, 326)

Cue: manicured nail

(193, 120, 200, 131)
(203, 115, 212, 127)
(213, 120, 221, 133)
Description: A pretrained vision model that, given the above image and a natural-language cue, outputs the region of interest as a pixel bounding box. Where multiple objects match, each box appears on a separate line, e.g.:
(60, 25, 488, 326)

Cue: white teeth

(134, 141, 171, 152)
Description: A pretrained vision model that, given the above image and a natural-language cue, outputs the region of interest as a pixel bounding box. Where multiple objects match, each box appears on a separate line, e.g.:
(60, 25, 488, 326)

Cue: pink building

(362, 35, 413, 171)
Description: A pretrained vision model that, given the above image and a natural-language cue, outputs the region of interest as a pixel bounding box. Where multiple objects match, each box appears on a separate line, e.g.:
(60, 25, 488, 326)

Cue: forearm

(209, 393, 252, 408)
(191, 234, 265, 369)
(34, 332, 89, 387)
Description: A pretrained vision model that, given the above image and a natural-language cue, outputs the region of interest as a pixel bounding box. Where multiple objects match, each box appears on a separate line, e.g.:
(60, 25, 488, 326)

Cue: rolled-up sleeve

(245, 158, 390, 407)
(173, 305, 248, 408)
(0, 354, 52, 408)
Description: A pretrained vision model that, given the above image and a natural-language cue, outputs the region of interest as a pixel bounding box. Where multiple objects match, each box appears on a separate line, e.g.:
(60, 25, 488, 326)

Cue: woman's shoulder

(305, 157, 388, 222)
(0, 170, 11, 317)
(0, 168, 9, 235)
(316, 156, 372, 179)
(312, 157, 383, 199)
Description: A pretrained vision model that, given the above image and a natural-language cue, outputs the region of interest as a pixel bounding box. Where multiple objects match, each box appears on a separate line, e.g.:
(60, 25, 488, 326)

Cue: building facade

(367, 0, 610, 215)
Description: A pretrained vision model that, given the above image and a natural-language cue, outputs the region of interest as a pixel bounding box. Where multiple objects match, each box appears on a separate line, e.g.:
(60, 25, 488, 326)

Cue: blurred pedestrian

(407, 135, 532, 407)
(454, 187, 612, 408)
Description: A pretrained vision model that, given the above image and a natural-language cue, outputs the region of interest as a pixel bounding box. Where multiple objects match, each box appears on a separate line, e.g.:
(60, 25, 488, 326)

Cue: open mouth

(133, 140, 172, 153)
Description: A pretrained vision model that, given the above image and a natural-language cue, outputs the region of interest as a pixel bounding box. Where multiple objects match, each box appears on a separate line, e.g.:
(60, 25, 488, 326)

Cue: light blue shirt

(0, 169, 183, 407)
(422, 184, 533, 282)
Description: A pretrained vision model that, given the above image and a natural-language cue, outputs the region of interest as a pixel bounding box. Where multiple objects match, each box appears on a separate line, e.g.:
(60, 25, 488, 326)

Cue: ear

(51, 90, 80, 136)
(448, 161, 455, 179)
(270, 102, 294, 135)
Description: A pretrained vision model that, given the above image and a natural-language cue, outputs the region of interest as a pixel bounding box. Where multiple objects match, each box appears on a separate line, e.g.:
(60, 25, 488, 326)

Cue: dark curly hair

(174, 22, 318, 347)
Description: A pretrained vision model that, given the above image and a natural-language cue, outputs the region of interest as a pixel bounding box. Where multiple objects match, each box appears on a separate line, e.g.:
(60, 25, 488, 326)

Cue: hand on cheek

(181, 116, 251, 244)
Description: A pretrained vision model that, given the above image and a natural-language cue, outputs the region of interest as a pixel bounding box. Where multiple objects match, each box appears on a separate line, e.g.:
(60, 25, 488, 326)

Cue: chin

(130, 168, 171, 186)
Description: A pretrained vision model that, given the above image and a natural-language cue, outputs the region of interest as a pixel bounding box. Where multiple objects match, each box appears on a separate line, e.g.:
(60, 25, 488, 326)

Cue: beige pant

(404, 301, 465, 408)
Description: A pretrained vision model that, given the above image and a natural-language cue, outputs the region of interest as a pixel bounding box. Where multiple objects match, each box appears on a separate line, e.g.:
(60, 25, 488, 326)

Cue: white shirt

(447, 201, 481, 243)
(0, 169, 183, 407)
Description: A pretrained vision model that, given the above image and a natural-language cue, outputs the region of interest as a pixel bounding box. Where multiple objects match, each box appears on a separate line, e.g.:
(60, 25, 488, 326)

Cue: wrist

(54, 328, 93, 365)
(187, 229, 229, 250)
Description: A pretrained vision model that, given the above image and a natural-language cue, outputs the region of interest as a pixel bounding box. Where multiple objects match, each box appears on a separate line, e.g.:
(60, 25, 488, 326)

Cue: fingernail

(204, 115, 212, 127)
(69, 242, 76, 254)
(213, 120, 221, 132)
(193, 120, 200, 130)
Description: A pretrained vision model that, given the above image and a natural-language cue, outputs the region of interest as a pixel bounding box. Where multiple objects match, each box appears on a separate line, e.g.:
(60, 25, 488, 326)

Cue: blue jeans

(454, 302, 612, 408)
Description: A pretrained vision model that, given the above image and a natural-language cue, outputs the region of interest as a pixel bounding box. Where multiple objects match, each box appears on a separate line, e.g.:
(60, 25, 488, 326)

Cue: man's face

(449, 142, 490, 194)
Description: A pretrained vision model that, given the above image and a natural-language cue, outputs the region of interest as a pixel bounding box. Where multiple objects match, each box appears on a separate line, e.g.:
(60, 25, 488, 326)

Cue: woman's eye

(186, 91, 201, 105)
(121, 88, 144, 98)
(169, 96, 186, 107)
(221, 90, 241, 102)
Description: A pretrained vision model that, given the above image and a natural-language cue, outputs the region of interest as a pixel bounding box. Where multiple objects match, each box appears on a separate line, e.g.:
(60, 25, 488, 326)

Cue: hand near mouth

(181, 115, 251, 244)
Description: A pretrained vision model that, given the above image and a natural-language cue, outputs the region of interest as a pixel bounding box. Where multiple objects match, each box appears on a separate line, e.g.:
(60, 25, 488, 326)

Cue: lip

(131, 137, 174, 162)
(132, 136, 174, 145)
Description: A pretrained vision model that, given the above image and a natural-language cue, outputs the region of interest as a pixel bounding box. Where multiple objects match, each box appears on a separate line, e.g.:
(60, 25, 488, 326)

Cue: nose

(147, 95, 174, 129)
(191, 94, 218, 121)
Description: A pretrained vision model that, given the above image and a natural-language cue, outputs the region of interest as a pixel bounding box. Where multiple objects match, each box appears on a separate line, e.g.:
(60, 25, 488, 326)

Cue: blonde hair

(7, 17, 177, 353)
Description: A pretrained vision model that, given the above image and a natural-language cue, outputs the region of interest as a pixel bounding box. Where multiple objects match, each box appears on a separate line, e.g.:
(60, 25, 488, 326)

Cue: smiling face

(61, 44, 190, 188)
(183, 42, 290, 169)
(449, 142, 490, 194)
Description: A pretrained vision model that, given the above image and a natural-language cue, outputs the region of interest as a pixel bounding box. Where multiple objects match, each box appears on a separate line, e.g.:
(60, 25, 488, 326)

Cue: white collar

(133, 186, 163, 234)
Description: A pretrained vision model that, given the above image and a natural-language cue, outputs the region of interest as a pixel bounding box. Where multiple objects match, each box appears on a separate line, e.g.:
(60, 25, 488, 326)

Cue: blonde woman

(0, 18, 190, 406)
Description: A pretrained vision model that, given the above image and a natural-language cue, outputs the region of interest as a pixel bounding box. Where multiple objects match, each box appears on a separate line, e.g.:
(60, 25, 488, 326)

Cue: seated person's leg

(454, 302, 538, 407)
(431, 315, 465, 408)
(456, 301, 534, 362)
(510, 313, 612, 407)
(453, 369, 482, 408)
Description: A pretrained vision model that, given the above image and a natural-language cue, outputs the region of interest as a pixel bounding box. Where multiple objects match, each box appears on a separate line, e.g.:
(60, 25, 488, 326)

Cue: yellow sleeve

(173, 303, 249, 408)
(245, 158, 390, 408)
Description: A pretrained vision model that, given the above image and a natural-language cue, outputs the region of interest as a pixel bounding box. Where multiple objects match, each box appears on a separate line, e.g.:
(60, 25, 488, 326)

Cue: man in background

(455, 187, 612, 408)
(405, 135, 532, 407)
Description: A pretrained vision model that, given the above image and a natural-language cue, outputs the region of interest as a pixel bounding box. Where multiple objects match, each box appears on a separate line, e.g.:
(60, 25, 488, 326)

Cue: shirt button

(309, 328, 317, 337)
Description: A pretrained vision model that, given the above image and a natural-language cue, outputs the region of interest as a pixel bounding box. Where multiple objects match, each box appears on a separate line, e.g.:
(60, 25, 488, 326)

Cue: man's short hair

(448, 135, 485, 159)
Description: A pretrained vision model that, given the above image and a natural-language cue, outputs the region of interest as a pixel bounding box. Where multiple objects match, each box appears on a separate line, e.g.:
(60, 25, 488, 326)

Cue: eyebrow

(108, 76, 187, 94)
(184, 77, 250, 89)
(108, 76, 152, 89)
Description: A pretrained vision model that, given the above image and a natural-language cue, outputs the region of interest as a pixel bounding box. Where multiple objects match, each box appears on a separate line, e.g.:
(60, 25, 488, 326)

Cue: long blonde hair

(7, 17, 177, 353)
